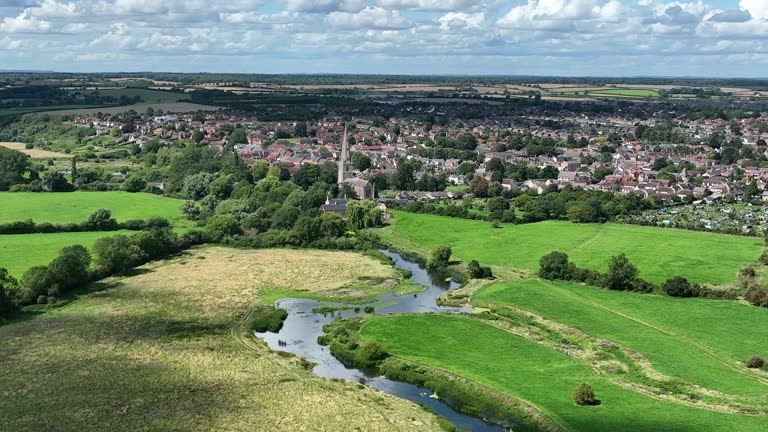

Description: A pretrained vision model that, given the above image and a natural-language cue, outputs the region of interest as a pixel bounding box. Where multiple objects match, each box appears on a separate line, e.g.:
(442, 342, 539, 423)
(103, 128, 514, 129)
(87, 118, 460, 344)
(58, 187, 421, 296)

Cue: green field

(0, 192, 187, 225)
(0, 230, 134, 277)
(359, 314, 766, 432)
(86, 88, 190, 103)
(476, 280, 768, 396)
(379, 212, 763, 285)
(589, 89, 660, 97)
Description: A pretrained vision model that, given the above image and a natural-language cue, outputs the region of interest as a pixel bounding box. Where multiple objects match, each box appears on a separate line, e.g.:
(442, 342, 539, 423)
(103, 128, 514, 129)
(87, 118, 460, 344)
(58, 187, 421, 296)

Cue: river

(254, 249, 508, 432)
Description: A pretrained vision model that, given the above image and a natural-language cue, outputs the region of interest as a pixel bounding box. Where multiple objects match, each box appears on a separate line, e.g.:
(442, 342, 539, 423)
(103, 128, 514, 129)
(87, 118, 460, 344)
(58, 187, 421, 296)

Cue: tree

(41, 170, 72, 192)
(347, 200, 382, 229)
(390, 160, 417, 190)
(292, 164, 321, 189)
(180, 201, 201, 220)
(746, 180, 759, 198)
(458, 161, 474, 176)
(469, 175, 489, 197)
(351, 152, 372, 171)
(182, 172, 215, 200)
(46, 245, 91, 293)
(427, 245, 452, 270)
(93, 235, 146, 275)
(486, 197, 510, 213)
(294, 216, 322, 244)
(192, 130, 205, 143)
(122, 174, 146, 192)
(131, 227, 178, 260)
(294, 122, 308, 137)
(0, 147, 29, 190)
(662, 276, 698, 298)
(209, 175, 235, 199)
(320, 212, 346, 238)
(467, 260, 493, 279)
(602, 253, 638, 291)
(206, 214, 242, 240)
(539, 252, 574, 280)
(572, 383, 598, 406)
(229, 128, 247, 146)
(0, 268, 19, 315)
(271, 206, 301, 230)
(252, 160, 269, 181)
(19, 266, 52, 304)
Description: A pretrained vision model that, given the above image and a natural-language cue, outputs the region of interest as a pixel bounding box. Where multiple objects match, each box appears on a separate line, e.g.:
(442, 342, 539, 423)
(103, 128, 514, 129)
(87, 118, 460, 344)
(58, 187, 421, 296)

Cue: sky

(0, 0, 766, 77)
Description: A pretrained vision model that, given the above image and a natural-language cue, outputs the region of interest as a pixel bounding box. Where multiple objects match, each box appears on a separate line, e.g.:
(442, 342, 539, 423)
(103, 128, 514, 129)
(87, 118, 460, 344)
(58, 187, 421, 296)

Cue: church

(337, 125, 374, 199)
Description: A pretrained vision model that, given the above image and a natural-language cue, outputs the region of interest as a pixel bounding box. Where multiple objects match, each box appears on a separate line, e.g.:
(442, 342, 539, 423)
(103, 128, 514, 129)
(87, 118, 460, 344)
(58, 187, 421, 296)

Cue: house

(344, 177, 374, 199)
(321, 198, 348, 216)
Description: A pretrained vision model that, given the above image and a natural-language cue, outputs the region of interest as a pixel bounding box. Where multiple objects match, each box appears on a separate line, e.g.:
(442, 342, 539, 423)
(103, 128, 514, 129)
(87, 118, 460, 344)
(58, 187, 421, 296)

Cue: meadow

(0, 192, 187, 225)
(476, 280, 768, 397)
(0, 247, 441, 432)
(0, 192, 190, 276)
(378, 212, 763, 285)
(359, 314, 767, 432)
(589, 89, 660, 97)
(0, 230, 134, 277)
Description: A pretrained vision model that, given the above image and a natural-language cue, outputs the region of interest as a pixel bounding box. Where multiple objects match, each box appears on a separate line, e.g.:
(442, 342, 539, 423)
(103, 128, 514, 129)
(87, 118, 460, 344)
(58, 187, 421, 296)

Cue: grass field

(0, 247, 441, 432)
(0, 142, 72, 159)
(378, 212, 763, 285)
(590, 89, 660, 97)
(0, 192, 187, 225)
(0, 230, 134, 277)
(44, 102, 222, 116)
(476, 280, 768, 396)
(359, 314, 767, 432)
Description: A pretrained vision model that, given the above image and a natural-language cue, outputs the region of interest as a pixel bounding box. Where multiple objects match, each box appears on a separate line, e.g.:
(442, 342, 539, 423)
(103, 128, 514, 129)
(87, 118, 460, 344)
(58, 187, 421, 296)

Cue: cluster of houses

(70, 104, 768, 205)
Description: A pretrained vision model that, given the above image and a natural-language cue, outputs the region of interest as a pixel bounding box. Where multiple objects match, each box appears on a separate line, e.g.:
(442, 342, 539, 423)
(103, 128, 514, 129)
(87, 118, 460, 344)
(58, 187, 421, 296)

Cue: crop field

(358, 314, 767, 432)
(0, 247, 440, 432)
(0, 230, 135, 277)
(0, 142, 72, 159)
(0, 192, 187, 225)
(378, 212, 763, 285)
(476, 280, 768, 396)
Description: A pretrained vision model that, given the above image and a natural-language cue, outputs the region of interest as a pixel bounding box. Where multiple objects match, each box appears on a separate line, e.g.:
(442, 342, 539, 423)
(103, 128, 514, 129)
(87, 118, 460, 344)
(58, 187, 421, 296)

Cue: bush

(746, 287, 768, 308)
(602, 253, 638, 291)
(427, 245, 452, 270)
(93, 235, 146, 275)
(355, 341, 389, 368)
(249, 306, 288, 333)
(539, 251, 574, 280)
(206, 214, 242, 241)
(745, 356, 766, 369)
(468, 260, 493, 279)
(662, 276, 698, 298)
(572, 383, 599, 406)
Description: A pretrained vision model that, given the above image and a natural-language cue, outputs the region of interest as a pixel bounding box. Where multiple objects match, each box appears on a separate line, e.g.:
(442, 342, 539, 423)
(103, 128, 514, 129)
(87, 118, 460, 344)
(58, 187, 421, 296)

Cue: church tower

(337, 125, 351, 184)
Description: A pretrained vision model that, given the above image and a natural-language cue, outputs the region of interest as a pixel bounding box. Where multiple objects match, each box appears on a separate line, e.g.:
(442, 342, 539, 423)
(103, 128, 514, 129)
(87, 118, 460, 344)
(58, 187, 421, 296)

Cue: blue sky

(0, 1, 766, 77)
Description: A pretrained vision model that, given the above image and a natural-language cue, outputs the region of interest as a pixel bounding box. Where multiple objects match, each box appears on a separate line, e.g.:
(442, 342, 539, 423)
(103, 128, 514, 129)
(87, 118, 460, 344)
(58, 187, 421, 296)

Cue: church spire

(338, 124, 349, 184)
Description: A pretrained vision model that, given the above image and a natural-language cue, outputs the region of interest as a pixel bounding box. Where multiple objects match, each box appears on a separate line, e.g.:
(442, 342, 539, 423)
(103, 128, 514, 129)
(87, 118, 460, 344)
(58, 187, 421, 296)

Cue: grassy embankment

(0, 192, 190, 276)
(356, 314, 767, 432)
(0, 247, 442, 432)
(377, 212, 763, 285)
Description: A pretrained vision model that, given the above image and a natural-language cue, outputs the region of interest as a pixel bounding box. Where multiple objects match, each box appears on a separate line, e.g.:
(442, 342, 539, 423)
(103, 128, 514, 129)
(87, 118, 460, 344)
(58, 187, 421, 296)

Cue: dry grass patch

(0, 247, 440, 432)
(0, 142, 72, 159)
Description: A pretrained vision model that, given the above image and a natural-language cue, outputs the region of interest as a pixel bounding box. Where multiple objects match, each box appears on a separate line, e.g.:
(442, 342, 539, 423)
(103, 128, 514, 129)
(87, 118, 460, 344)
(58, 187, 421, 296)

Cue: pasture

(588, 89, 660, 97)
(476, 280, 768, 396)
(0, 247, 441, 432)
(0, 192, 187, 225)
(0, 230, 134, 277)
(359, 314, 767, 432)
(379, 212, 763, 285)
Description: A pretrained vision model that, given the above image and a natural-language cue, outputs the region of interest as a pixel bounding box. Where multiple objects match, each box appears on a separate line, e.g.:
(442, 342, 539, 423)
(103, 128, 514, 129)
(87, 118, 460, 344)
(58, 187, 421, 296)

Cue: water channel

(254, 249, 509, 432)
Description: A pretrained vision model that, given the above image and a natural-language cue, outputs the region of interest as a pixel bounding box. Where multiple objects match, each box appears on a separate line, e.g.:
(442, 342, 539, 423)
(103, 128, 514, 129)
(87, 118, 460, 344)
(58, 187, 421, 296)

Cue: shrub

(602, 253, 638, 291)
(249, 306, 288, 333)
(468, 260, 493, 279)
(427, 245, 452, 270)
(572, 383, 599, 406)
(662, 276, 698, 298)
(746, 287, 768, 308)
(539, 251, 574, 280)
(206, 214, 242, 241)
(745, 356, 766, 369)
(355, 341, 389, 368)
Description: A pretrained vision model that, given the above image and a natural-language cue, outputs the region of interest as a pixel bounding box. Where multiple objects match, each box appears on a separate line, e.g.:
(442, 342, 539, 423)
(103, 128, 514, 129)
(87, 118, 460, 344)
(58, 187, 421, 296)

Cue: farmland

(0, 192, 189, 276)
(356, 314, 767, 432)
(475, 280, 768, 396)
(42, 102, 222, 116)
(0, 230, 135, 277)
(84, 88, 190, 103)
(378, 212, 763, 285)
(0, 192, 187, 225)
(0, 247, 441, 432)
(587, 89, 660, 97)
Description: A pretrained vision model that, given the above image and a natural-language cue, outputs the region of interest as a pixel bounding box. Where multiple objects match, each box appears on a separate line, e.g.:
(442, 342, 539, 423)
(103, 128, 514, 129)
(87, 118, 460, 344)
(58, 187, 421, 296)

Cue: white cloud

(284, 0, 365, 13)
(0, 10, 51, 32)
(438, 12, 485, 30)
(740, 0, 768, 20)
(326, 6, 411, 30)
(376, 0, 485, 11)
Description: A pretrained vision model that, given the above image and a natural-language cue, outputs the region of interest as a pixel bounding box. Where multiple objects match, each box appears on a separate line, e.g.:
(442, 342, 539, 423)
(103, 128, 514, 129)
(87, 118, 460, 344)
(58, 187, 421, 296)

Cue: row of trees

(538, 251, 697, 297)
